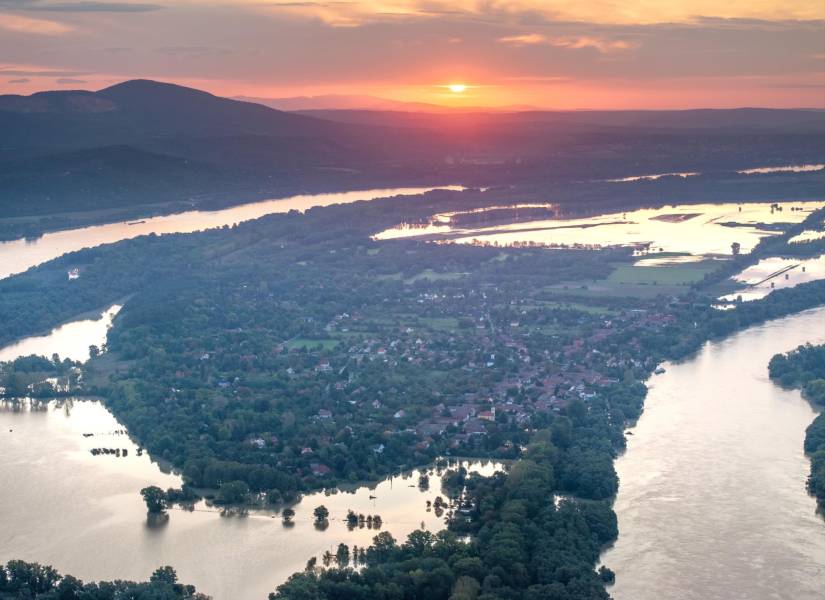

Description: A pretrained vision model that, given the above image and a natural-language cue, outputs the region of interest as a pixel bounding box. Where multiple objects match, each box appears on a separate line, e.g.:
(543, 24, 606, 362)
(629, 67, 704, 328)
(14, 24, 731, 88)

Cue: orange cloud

(499, 33, 635, 53)
(259, 1, 825, 26)
(498, 33, 546, 45)
(0, 13, 73, 35)
(550, 36, 635, 52)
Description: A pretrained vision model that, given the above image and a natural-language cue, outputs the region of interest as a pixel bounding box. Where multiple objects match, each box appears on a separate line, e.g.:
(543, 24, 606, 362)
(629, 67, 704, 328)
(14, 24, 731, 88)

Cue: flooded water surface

(376, 200, 824, 256)
(719, 255, 825, 302)
(0, 398, 501, 600)
(601, 306, 825, 600)
(0, 305, 121, 363)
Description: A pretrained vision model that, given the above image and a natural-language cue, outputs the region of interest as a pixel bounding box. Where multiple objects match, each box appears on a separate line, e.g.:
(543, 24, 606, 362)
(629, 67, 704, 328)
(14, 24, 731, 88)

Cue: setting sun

(448, 84, 467, 94)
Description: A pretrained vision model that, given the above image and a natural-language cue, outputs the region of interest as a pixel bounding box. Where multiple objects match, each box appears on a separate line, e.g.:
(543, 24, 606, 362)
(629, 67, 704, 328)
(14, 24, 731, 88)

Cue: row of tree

(0, 561, 204, 600)
(769, 343, 825, 511)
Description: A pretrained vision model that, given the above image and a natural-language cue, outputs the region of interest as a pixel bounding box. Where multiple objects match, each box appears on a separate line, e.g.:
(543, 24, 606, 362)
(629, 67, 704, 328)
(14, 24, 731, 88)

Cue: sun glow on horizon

(448, 83, 467, 94)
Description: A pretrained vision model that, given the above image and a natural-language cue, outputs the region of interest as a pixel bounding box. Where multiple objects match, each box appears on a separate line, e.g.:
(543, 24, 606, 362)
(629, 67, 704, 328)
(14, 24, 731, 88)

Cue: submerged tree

(313, 505, 329, 524)
(150, 565, 178, 585)
(335, 543, 350, 567)
(140, 486, 168, 514)
(217, 480, 250, 504)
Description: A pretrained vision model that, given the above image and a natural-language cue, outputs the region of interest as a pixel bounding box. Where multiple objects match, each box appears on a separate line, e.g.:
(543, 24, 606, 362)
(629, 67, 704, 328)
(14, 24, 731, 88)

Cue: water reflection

(0, 186, 462, 280)
(737, 163, 825, 175)
(0, 305, 121, 362)
(601, 163, 824, 183)
(633, 254, 708, 266)
(376, 200, 825, 256)
(0, 398, 502, 600)
(789, 228, 825, 245)
(607, 171, 699, 183)
(718, 255, 825, 302)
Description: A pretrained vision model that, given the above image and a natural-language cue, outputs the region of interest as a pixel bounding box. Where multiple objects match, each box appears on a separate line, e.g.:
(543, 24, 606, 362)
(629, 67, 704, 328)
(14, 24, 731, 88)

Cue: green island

(1, 190, 824, 600)
(769, 343, 825, 511)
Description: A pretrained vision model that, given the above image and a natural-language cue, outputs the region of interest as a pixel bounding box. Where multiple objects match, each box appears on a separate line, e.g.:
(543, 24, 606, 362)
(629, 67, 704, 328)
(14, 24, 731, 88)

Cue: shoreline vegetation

(768, 343, 825, 513)
(0, 188, 824, 599)
(0, 562, 206, 600)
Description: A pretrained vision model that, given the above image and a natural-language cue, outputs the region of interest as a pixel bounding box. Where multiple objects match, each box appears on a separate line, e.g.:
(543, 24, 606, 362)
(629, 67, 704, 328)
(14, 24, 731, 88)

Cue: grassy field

(285, 338, 340, 350)
(529, 299, 614, 315)
(546, 281, 689, 299)
(85, 351, 137, 388)
(607, 261, 720, 286)
(365, 314, 461, 332)
(375, 272, 403, 281)
(404, 269, 468, 284)
(419, 316, 460, 331)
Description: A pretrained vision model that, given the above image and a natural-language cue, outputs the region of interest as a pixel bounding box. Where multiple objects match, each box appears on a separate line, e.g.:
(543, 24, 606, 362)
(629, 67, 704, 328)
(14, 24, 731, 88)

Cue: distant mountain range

(1, 79, 823, 221)
(290, 106, 825, 132)
(234, 94, 536, 113)
(234, 94, 449, 112)
(0, 79, 358, 156)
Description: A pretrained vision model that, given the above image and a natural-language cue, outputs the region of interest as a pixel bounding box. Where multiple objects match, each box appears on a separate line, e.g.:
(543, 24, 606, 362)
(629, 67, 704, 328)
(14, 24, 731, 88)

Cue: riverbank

(768, 342, 825, 514)
(0, 176, 462, 243)
(0, 184, 465, 281)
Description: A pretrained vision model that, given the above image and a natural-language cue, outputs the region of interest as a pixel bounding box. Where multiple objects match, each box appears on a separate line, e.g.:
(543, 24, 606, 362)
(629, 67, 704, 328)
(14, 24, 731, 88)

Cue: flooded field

(0, 397, 502, 600)
(718, 255, 825, 302)
(604, 163, 824, 182)
(607, 171, 699, 182)
(376, 200, 824, 256)
(737, 163, 825, 174)
(790, 228, 825, 244)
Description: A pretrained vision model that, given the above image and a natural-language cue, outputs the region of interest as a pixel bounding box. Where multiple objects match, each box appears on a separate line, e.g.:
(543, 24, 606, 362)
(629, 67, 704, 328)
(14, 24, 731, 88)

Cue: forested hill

(0, 80, 433, 219)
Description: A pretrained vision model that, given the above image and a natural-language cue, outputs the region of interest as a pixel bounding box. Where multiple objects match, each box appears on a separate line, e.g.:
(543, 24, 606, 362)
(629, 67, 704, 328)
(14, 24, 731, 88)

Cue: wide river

(0, 185, 460, 280)
(602, 305, 825, 600)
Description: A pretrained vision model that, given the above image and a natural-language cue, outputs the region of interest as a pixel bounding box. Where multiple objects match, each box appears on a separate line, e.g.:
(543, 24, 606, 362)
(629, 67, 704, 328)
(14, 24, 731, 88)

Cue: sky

(1, 0, 824, 109)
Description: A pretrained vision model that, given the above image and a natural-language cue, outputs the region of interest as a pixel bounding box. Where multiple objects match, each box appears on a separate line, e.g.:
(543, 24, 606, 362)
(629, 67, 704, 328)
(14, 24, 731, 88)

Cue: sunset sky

(1, 0, 824, 108)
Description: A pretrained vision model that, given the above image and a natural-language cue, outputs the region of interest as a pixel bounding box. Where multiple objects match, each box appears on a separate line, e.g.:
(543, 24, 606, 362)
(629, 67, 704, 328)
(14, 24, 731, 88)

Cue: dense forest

(769, 343, 825, 511)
